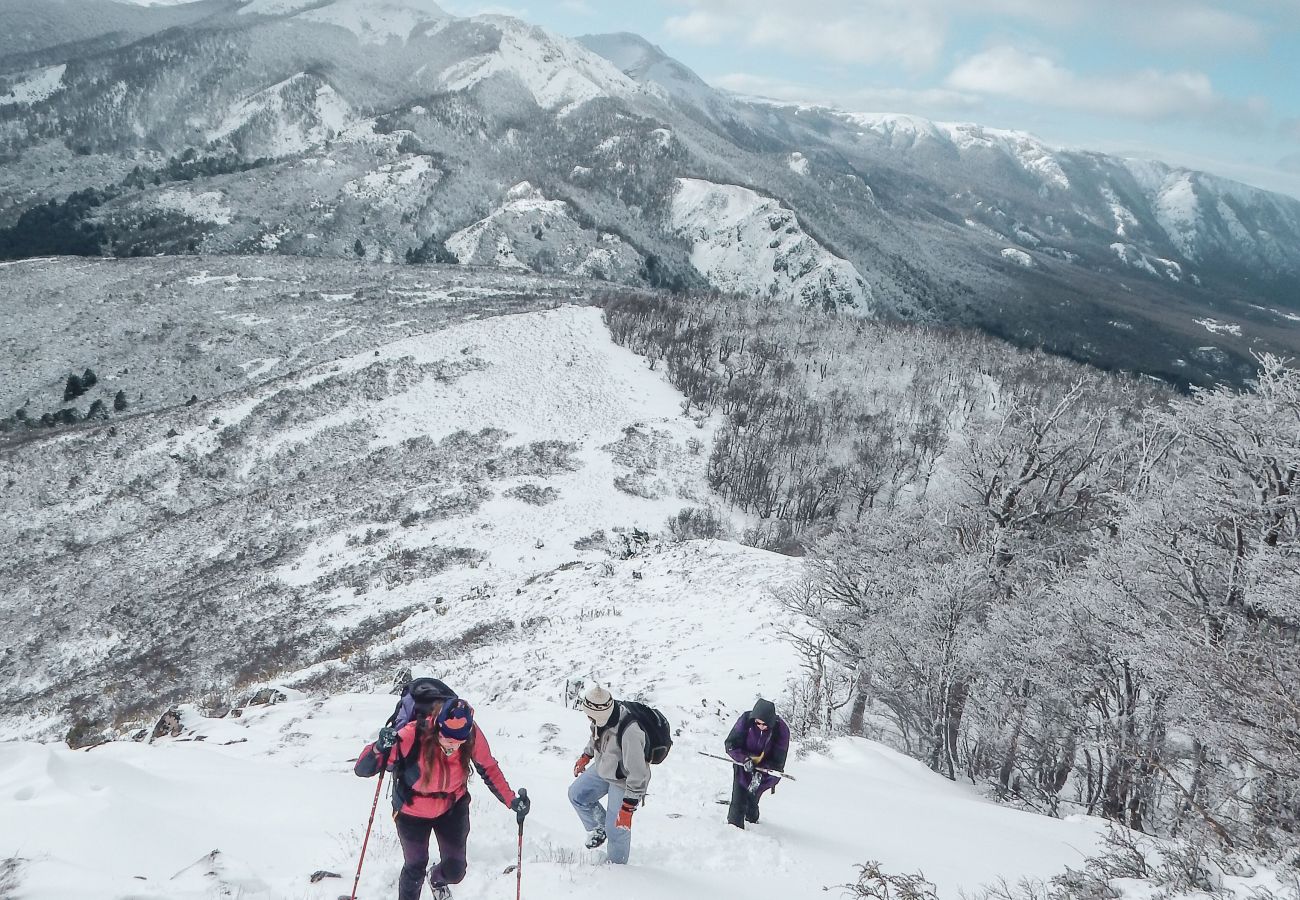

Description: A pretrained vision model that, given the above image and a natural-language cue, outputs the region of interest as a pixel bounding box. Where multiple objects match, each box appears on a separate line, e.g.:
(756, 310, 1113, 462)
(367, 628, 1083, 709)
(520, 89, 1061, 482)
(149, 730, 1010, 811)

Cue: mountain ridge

(1, 2, 1298, 385)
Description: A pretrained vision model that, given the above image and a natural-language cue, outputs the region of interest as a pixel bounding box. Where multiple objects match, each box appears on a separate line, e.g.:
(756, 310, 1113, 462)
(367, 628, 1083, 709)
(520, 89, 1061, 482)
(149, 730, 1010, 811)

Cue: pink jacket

(356, 720, 514, 818)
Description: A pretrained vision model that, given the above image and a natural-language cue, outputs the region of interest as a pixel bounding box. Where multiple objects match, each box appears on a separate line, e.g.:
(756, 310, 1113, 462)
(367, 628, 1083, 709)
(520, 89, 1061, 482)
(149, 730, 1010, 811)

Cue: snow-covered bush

(665, 505, 728, 542)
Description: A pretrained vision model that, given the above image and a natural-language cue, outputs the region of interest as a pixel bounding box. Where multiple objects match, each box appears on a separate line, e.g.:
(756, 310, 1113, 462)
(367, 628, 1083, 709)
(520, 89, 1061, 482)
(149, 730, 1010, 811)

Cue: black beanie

(751, 698, 776, 724)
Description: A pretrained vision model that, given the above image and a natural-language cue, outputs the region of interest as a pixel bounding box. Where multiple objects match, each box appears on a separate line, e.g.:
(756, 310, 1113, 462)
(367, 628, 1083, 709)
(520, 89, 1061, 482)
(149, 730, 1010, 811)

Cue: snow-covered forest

(605, 290, 1300, 868)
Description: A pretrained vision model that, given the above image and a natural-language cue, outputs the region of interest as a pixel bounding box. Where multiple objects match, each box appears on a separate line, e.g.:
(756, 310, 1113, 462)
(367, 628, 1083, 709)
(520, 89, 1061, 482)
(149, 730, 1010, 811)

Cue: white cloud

(1135, 6, 1266, 51)
(946, 46, 1264, 123)
(663, 1, 947, 71)
(664, 10, 734, 44)
(661, 1, 1272, 67)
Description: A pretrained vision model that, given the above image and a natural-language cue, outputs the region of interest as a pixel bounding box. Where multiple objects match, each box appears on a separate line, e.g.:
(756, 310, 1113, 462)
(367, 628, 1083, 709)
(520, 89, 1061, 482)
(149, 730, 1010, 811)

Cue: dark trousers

(726, 774, 762, 828)
(394, 794, 471, 900)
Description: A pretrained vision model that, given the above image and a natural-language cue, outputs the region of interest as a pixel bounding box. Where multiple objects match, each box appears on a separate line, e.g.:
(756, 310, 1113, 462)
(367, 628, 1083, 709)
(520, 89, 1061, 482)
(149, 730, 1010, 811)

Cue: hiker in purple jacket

(724, 698, 790, 828)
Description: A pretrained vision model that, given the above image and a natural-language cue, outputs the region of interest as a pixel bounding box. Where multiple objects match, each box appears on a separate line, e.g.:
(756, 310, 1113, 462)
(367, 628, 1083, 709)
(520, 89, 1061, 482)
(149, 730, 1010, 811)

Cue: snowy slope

(300, 0, 450, 44)
(0, 292, 731, 741)
(0, 64, 67, 107)
(846, 113, 1070, 190)
(670, 178, 873, 313)
(576, 32, 714, 111)
(207, 73, 352, 156)
(0, 539, 1112, 900)
(446, 182, 643, 279)
(441, 16, 640, 114)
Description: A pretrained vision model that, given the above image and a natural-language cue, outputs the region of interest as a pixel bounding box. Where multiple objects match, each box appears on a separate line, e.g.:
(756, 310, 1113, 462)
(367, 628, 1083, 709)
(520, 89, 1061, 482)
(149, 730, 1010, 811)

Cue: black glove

(511, 789, 530, 822)
(742, 758, 755, 775)
(376, 726, 399, 752)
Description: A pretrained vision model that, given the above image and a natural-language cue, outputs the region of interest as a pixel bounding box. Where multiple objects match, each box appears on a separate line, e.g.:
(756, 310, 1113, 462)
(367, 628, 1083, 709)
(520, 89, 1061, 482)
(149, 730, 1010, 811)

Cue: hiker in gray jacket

(567, 684, 650, 864)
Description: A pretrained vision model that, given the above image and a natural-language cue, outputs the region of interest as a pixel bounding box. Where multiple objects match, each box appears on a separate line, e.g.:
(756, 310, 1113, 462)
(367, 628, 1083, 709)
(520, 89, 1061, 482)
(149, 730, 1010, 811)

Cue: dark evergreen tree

(64, 373, 84, 401)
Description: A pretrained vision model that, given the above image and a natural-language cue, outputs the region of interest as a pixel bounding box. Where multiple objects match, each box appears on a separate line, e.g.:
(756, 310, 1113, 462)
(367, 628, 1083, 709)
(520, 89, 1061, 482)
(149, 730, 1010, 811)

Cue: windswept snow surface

(670, 178, 873, 313)
(265, 304, 717, 587)
(0, 538, 1108, 899)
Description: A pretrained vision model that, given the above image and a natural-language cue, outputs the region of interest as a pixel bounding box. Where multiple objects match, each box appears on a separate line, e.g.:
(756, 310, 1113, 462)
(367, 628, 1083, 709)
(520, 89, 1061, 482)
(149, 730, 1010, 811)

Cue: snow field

(0, 538, 1105, 900)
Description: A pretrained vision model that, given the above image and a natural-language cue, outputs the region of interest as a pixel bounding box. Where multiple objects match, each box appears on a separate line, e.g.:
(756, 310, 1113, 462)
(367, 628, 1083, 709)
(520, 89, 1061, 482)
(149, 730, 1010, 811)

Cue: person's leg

(568, 768, 610, 834)
(603, 781, 631, 864)
(745, 789, 761, 823)
(748, 776, 776, 823)
(726, 776, 749, 828)
(427, 794, 472, 886)
(394, 812, 436, 900)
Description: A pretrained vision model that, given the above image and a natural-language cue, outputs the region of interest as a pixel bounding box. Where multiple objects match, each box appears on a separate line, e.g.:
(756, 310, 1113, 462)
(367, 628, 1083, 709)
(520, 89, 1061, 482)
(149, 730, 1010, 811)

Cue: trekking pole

(348, 764, 387, 900)
(515, 788, 528, 900)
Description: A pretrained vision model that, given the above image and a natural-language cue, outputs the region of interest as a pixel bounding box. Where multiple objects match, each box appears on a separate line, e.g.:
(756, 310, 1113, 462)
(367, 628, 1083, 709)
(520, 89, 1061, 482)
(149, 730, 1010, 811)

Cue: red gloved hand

(573, 754, 593, 778)
(615, 799, 637, 830)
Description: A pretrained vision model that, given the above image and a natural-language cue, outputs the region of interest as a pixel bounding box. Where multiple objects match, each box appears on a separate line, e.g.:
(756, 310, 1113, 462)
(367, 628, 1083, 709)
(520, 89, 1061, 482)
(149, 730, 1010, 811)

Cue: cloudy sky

(443, 0, 1300, 198)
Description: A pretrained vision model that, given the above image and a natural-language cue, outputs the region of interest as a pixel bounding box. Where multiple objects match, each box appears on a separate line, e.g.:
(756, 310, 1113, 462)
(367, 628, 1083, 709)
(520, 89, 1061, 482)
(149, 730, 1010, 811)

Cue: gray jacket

(582, 703, 651, 801)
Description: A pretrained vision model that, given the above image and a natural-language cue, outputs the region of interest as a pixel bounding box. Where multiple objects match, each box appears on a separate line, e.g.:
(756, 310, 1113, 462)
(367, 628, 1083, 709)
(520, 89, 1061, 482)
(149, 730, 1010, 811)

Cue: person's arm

(723, 714, 749, 763)
(469, 724, 515, 806)
(354, 722, 415, 776)
(769, 719, 791, 772)
(620, 722, 652, 801)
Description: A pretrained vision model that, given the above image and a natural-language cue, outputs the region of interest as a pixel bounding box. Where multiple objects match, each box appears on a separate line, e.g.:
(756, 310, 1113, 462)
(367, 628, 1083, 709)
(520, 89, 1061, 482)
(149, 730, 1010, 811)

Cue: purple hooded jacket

(724, 699, 790, 793)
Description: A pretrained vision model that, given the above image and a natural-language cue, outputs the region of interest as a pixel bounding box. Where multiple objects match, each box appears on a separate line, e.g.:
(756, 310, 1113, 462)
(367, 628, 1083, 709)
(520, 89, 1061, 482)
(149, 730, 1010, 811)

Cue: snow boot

(428, 876, 452, 900)
(584, 826, 607, 849)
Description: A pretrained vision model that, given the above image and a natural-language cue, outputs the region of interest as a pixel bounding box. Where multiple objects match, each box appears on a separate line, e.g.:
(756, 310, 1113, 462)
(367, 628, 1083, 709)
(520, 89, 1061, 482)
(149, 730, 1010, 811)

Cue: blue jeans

(567, 768, 632, 864)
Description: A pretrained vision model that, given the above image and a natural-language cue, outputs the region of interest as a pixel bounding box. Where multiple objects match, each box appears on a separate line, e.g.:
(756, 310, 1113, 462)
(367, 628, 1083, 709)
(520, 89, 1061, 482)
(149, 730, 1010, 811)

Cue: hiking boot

(584, 826, 607, 849)
(428, 878, 453, 900)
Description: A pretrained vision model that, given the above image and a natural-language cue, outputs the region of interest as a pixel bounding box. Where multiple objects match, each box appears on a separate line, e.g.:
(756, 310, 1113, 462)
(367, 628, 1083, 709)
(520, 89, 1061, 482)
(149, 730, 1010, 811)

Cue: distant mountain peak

(578, 31, 720, 111)
(239, 0, 450, 43)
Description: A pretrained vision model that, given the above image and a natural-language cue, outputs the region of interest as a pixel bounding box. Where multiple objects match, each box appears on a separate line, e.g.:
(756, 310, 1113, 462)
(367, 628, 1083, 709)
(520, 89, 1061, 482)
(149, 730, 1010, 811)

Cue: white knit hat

(580, 684, 615, 726)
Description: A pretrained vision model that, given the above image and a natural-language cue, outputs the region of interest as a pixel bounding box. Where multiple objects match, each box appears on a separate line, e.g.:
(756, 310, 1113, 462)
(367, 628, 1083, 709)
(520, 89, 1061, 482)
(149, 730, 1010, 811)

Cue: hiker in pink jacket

(355, 698, 529, 900)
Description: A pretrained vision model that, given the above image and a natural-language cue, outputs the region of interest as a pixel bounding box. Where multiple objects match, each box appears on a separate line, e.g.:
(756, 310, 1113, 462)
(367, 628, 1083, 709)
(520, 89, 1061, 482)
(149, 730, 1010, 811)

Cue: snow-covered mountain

(670, 177, 873, 312)
(1, 0, 1299, 385)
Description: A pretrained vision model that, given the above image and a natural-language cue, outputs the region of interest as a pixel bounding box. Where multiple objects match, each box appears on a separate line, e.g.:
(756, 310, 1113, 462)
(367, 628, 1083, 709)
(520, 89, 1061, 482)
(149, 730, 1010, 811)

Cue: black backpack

(616, 700, 673, 765)
(386, 677, 458, 809)
(387, 676, 457, 731)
